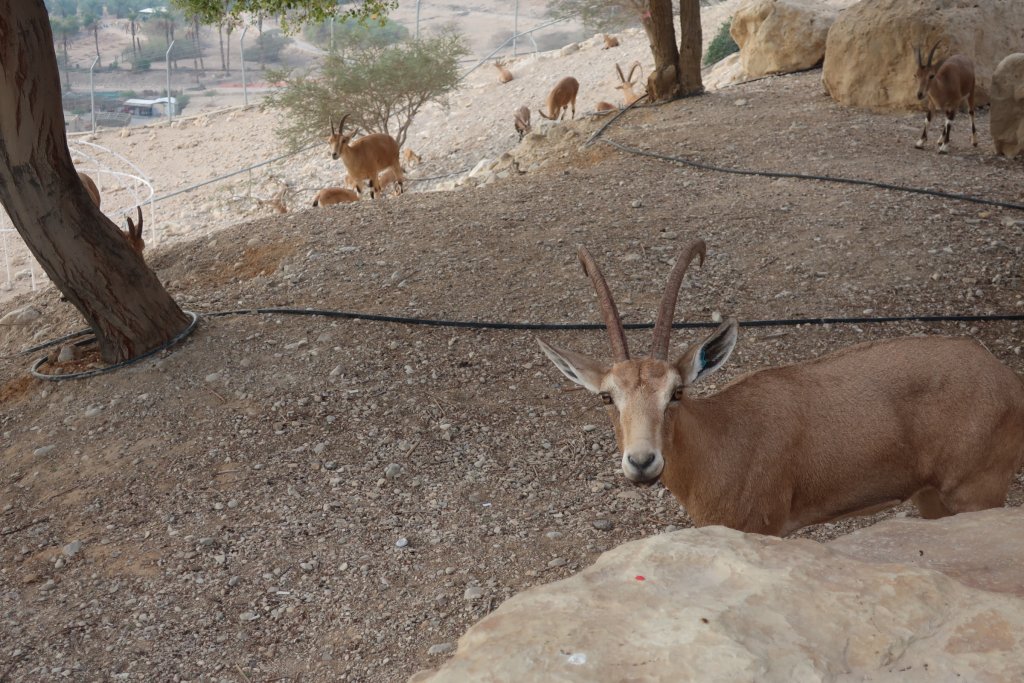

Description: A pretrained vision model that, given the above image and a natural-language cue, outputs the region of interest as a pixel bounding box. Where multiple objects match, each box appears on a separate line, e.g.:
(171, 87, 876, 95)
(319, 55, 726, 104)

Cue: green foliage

(303, 16, 408, 53)
(171, 0, 398, 31)
(703, 19, 738, 66)
(120, 39, 201, 64)
(242, 29, 294, 63)
(264, 29, 468, 150)
(132, 58, 152, 71)
(546, 0, 640, 35)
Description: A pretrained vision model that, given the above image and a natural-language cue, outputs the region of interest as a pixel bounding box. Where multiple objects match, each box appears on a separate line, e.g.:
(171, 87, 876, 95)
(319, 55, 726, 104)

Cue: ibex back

(539, 241, 1024, 536)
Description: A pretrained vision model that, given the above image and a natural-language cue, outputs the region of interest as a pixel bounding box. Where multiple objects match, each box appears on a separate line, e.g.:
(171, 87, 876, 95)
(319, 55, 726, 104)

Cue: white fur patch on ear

(537, 338, 606, 393)
(684, 320, 738, 386)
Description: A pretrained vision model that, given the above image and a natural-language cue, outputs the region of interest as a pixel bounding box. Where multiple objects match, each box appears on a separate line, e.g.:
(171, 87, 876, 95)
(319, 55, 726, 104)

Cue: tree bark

(645, 0, 680, 101)
(678, 0, 703, 96)
(0, 0, 188, 364)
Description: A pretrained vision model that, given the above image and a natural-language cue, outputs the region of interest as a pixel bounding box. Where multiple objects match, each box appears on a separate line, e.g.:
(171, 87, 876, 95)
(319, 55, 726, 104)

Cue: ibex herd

(541, 241, 1024, 536)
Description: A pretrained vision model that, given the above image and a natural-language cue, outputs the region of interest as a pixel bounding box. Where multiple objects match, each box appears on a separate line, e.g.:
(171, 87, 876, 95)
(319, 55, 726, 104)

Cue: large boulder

(413, 509, 1024, 682)
(822, 0, 1024, 110)
(730, 0, 839, 78)
(990, 53, 1024, 158)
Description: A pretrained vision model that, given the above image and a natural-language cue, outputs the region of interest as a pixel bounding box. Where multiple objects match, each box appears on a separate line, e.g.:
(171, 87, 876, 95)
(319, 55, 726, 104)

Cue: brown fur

(540, 244, 1024, 536)
(537, 77, 579, 121)
(123, 206, 145, 254)
(513, 105, 532, 140)
(494, 59, 513, 84)
(615, 62, 645, 107)
(602, 34, 619, 49)
(312, 187, 359, 207)
(78, 172, 100, 208)
(402, 148, 422, 167)
(914, 44, 977, 153)
(328, 116, 404, 199)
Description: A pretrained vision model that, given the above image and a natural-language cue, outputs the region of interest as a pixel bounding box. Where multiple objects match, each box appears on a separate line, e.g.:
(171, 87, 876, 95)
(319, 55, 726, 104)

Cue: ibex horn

(927, 40, 941, 67)
(651, 239, 707, 360)
(578, 247, 630, 362)
(915, 45, 923, 68)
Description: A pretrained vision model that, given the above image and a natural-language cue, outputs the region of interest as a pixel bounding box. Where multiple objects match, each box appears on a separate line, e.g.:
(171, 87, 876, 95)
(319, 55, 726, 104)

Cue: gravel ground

(2, 55, 1024, 683)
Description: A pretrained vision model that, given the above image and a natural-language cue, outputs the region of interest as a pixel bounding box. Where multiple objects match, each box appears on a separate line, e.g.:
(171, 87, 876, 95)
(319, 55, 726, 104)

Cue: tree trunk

(224, 24, 232, 73)
(194, 17, 205, 71)
(218, 23, 226, 72)
(93, 25, 100, 66)
(0, 0, 188, 364)
(645, 0, 680, 101)
(678, 0, 703, 96)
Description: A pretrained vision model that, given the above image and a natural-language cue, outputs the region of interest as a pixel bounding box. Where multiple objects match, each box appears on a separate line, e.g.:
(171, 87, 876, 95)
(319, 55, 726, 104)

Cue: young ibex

(313, 187, 359, 207)
(402, 148, 422, 168)
(914, 41, 977, 154)
(615, 61, 645, 107)
(494, 59, 513, 84)
(327, 115, 404, 199)
(376, 167, 404, 197)
(538, 76, 579, 121)
(602, 34, 620, 49)
(513, 105, 532, 140)
(78, 172, 101, 208)
(595, 101, 618, 114)
(539, 241, 1024, 536)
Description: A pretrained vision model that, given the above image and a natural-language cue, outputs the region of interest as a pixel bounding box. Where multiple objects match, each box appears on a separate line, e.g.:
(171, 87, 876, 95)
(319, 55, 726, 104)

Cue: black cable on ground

(29, 310, 199, 381)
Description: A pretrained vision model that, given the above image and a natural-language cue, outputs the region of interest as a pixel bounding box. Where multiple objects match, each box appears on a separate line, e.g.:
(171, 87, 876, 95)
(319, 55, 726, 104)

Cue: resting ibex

(539, 241, 1024, 536)
(538, 76, 579, 121)
(615, 61, 645, 107)
(328, 115, 404, 199)
(602, 34, 620, 49)
(313, 187, 359, 207)
(494, 59, 513, 84)
(78, 172, 100, 208)
(513, 105, 532, 140)
(914, 41, 977, 153)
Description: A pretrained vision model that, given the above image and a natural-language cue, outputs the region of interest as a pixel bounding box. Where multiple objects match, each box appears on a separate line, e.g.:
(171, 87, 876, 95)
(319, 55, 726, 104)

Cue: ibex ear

(537, 338, 608, 393)
(676, 319, 738, 386)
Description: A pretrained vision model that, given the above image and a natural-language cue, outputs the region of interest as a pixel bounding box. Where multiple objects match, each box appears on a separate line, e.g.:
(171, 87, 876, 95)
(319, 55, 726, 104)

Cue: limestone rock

(703, 53, 746, 90)
(990, 53, 1024, 158)
(731, 0, 839, 78)
(822, 0, 1024, 110)
(413, 518, 1024, 682)
(828, 507, 1024, 598)
(0, 306, 42, 326)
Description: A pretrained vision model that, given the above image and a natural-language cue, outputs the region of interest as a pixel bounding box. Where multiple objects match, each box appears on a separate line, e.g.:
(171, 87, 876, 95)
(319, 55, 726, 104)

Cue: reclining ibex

(494, 59, 513, 84)
(538, 76, 579, 121)
(539, 240, 1024, 536)
(513, 105, 532, 140)
(914, 41, 977, 154)
(327, 115, 404, 199)
(602, 34, 620, 49)
(312, 187, 359, 207)
(615, 61, 645, 107)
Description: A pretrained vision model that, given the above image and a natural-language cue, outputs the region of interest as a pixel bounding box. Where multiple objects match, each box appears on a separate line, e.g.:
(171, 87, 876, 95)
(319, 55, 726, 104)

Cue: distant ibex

(78, 172, 100, 208)
(538, 76, 579, 121)
(494, 59, 514, 84)
(539, 240, 1024, 536)
(513, 105, 532, 140)
(615, 61, 645, 107)
(402, 148, 422, 168)
(327, 115, 404, 199)
(914, 41, 977, 154)
(313, 187, 359, 207)
(595, 101, 618, 115)
(602, 34, 620, 49)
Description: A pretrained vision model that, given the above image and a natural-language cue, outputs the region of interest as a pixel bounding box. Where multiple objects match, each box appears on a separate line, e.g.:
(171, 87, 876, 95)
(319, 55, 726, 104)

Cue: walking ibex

(914, 41, 977, 153)
(539, 241, 1024, 536)
(538, 77, 579, 121)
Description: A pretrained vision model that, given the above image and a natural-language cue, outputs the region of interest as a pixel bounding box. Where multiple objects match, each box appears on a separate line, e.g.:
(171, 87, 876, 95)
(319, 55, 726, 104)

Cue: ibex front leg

(938, 107, 956, 154)
(915, 108, 932, 149)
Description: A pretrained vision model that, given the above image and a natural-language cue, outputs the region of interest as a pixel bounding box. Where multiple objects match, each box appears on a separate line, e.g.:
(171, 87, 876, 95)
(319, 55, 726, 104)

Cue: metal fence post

(240, 26, 249, 106)
(165, 40, 175, 125)
(89, 55, 99, 133)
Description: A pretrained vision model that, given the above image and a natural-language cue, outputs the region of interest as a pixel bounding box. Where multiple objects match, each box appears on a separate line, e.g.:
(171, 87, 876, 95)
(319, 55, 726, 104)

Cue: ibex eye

(671, 387, 685, 402)
(599, 393, 613, 406)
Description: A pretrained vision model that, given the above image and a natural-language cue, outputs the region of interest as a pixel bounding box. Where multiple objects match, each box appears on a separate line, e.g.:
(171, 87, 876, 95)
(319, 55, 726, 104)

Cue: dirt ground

(4, 8, 1024, 683)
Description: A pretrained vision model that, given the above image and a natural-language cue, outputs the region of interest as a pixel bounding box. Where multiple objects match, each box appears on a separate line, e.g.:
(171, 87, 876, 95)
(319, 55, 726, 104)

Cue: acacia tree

(0, 0, 388, 364)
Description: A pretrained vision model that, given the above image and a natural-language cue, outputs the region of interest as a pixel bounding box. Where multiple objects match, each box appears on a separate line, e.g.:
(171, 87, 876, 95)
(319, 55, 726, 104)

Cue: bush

(703, 19, 739, 66)
(131, 58, 151, 71)
(242, 29, 293, 64)
(303, 16, 409, 54)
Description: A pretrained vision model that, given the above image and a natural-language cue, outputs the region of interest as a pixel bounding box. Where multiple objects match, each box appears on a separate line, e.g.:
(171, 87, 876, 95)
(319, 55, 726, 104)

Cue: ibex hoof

(938, 145, 949, 154)
(914, 139, 925, 149)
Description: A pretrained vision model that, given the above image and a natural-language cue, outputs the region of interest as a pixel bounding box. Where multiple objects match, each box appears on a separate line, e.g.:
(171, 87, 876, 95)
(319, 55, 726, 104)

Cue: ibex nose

(917, 92, 925, 101)
(332, 153, 339, 160)
(627, 452, 656, 470)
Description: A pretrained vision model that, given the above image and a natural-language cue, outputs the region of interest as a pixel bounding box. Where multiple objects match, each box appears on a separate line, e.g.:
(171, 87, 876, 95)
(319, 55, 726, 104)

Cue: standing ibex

(914, 41, 977, 154)
(615, 62, 645, 107)
(327, 115, 404, 199)
(539, 241, 1024, 536)
(513, 105, 532, 140)
(122, 206, 145, 255)
(538, 76, 579, 121)
(494, 59, 514, 84)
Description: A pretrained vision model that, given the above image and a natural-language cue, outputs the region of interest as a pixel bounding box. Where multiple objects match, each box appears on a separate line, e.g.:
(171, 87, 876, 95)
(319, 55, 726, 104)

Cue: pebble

(395, 537, 409, 548)
(33, 445, 55, 457)
(384, 463, 402, 479)
(204, 372, 221, 383)
(545, 531, 563, 540)
(592, 519, 614, 531)
(62, 540, 83, 557)
(84, 406, 102, 418)
(428, 642, 456, 656)
(630, 199, 642, 208)
(546, 557, 568, 568)
(463, 586, 484, 600)
(239, 611, 258, 622)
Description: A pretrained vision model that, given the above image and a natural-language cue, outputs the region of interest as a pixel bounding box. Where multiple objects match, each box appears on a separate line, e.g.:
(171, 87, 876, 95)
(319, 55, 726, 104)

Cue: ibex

(538, 76, 579, 121)
(494, 59, 513, 84)
(615, 61, 645, 107)
(602, 34, 620, 49)
(914, 41, 977, 154)
(513, 105, 532, 140)
(595, 101, 618, 114)
(539, 240, 1024, 536)
(402, 148, 422, 168)
(312, 187, 359, 207)
(78, 172, 100, 208)
(122, 206, 145, 255)
(327, 115, 404, 199)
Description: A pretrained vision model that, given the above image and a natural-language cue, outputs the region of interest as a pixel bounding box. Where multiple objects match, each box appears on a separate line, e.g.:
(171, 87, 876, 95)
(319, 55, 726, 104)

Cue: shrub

(703, 19, 739, 66)
(242, 29, 293, 64)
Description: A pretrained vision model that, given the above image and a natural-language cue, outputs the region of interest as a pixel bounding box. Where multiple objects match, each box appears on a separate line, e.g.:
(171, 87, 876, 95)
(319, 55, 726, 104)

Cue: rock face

(413, 510, 1024, 683)
(730, 0, 839, 78)
(990, 53, 1024, 158)
(822, 0, 1024, 110)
